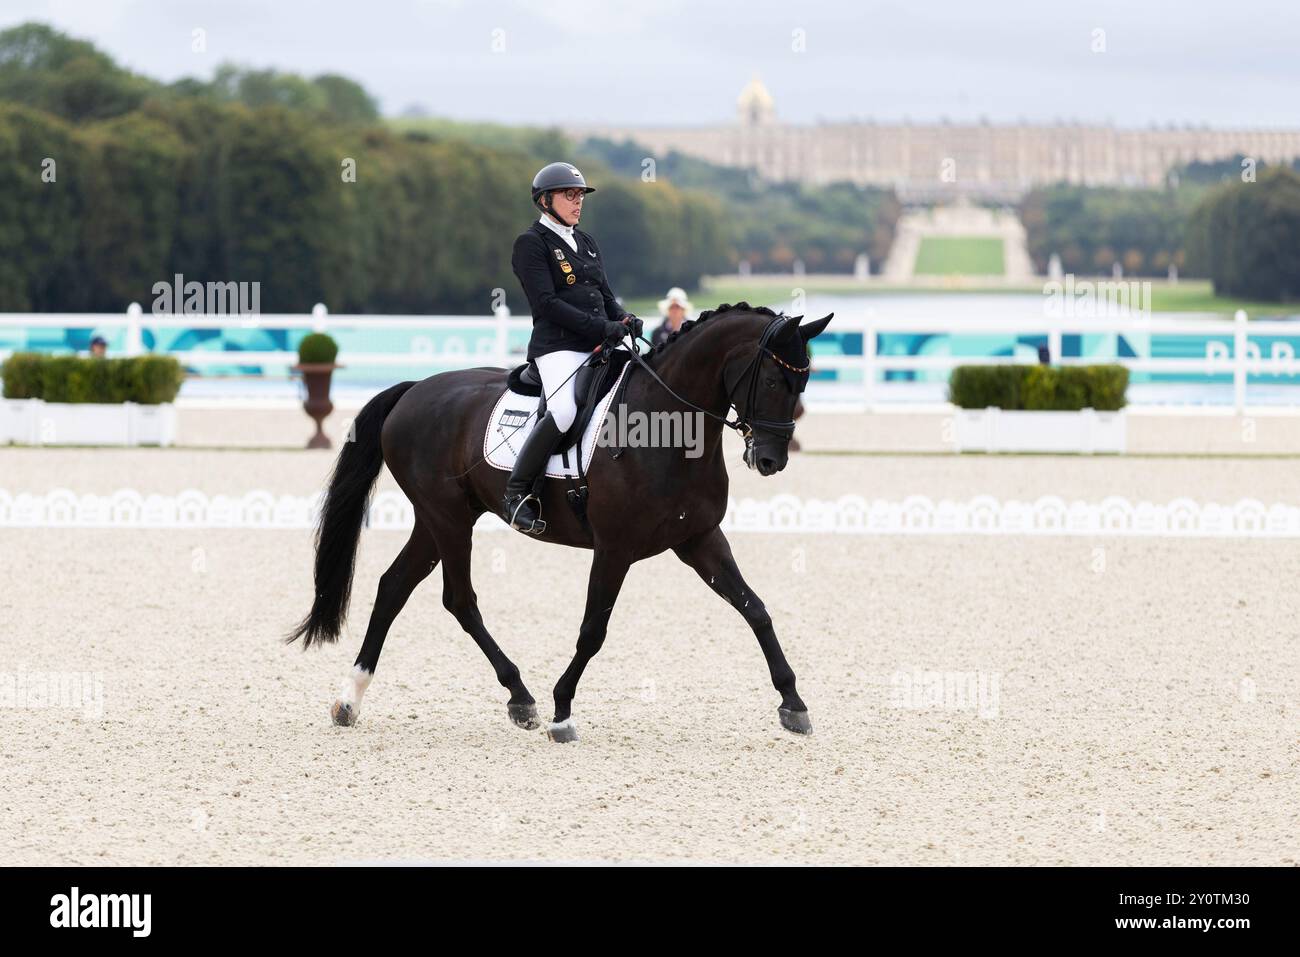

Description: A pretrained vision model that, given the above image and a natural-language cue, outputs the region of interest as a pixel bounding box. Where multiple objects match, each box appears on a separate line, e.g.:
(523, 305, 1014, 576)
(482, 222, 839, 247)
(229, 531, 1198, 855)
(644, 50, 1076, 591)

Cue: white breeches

(534, 349, 588, 431)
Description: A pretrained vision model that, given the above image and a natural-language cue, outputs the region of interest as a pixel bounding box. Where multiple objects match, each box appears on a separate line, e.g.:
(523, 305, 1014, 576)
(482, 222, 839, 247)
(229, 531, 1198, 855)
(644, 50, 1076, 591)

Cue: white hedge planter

(0, 399, 176, 447)
(954, 407, 1126, 454)
(0, 399, 38, 445)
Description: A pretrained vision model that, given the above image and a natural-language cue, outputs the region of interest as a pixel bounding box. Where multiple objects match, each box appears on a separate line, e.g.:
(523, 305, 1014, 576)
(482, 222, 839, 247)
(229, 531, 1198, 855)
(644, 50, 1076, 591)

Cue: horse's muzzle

(744, 442, 787, 475)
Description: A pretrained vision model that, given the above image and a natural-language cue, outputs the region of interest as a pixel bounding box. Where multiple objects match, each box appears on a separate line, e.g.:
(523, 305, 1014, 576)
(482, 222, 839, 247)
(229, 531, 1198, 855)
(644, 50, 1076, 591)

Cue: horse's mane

(647, 301, 785, 360)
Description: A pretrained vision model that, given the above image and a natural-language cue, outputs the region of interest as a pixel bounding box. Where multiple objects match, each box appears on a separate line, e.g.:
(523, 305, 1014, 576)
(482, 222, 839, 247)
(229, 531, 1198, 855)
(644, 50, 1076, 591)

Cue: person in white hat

(650, 287, 693, 348)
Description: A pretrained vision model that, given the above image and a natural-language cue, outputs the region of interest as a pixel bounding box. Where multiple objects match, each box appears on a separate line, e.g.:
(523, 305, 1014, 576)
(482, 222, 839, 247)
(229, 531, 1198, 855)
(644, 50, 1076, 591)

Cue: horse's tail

(287, 380, 417, 649)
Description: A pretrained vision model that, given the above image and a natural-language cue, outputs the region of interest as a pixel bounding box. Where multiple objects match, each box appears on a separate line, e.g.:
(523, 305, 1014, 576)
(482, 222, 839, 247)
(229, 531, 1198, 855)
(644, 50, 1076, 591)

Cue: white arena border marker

(1, 488, 1299, 538)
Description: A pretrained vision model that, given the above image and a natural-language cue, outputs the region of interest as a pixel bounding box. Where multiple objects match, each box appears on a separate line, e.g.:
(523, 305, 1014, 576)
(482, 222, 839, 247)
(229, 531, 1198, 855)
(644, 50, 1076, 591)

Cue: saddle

(489, 350, 634, 525)
(506, 350, 633, 453)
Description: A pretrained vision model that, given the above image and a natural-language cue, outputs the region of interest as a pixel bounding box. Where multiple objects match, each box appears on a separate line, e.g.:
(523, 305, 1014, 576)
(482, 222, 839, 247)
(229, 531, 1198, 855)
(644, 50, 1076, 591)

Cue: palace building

(566, 77, 1300, 201)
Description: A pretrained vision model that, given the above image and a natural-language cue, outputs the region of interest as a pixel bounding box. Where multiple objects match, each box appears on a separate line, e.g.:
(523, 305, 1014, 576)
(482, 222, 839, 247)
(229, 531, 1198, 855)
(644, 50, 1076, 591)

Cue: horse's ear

(773, 316, 803, 344)
(799, 313, 833, 340)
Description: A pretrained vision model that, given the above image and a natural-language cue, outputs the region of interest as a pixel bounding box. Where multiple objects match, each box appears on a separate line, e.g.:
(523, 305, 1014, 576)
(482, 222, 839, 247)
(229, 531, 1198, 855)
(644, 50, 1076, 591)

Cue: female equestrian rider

(503, 162, 643, 534)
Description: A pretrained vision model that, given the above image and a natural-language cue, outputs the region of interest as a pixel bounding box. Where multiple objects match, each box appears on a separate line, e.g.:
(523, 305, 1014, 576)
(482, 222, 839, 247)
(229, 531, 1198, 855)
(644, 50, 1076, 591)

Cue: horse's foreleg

(435, 518, 539, 730)
(332, 522, 439, 726)
(548, 549, 631, 742)
(673, 525, 811, 735)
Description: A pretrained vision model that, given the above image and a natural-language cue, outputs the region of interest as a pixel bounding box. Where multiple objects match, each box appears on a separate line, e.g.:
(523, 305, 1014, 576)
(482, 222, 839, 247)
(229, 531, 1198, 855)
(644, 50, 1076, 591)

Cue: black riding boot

(501, 411, 563, 534)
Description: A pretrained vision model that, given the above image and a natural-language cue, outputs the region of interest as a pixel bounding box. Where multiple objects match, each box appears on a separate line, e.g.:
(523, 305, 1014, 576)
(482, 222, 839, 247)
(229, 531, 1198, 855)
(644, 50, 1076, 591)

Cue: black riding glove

(622, 314, 644, 340)
(601, 319, 627, 343)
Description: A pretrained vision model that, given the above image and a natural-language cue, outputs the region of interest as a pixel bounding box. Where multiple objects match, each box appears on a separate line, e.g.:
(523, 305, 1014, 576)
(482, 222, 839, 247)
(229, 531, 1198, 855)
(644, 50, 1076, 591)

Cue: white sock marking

(338, 665, 373, 711)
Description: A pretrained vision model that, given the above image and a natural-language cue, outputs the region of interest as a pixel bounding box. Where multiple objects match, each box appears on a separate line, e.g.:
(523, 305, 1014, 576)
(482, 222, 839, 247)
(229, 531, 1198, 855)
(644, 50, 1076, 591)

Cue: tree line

(0, 23, 733, 314)
(1019, 183, 1199, 279)
(1185, 166, 1300, 302)
(1020, 156, 1300, 301)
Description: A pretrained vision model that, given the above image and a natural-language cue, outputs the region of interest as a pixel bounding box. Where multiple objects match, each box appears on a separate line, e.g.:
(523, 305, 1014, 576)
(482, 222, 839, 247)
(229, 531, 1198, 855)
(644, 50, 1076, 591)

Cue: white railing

(2, 304, 1298, 414)
(0, 303, 531, 370)
(814, 309, 1298, 414)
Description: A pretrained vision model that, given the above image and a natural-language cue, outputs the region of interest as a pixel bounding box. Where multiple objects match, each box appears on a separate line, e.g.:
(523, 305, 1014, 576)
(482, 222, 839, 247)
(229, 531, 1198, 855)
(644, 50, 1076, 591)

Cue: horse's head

(728, 313, 833, 476)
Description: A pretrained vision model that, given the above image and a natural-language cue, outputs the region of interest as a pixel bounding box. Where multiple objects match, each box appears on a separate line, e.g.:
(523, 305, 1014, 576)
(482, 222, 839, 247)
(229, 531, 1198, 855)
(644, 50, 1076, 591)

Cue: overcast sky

(5, 0, 1299, 128)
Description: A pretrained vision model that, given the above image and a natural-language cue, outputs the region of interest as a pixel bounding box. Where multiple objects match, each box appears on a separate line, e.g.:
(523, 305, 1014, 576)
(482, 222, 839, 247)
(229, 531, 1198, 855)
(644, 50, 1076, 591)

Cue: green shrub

(1019, 365, 1056, 410)
(0, 353, 45, 398)
(1083, 365, 1129, 411)
(1055, 367, 1092, 411)
(949, 363, 1128, 411)
(947, 365, 1028, 410)
(297, 332, 339, 364)
(126, 354, 184, 403)
(0, 353, 183, 403)
(1022, 365, 1091, 410)
(39, 356, 84, 402)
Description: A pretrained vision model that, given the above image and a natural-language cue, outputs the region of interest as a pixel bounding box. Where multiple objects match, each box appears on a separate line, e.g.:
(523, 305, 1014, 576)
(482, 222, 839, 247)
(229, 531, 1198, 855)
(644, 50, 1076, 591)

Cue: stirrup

(506, 493, 546, 535)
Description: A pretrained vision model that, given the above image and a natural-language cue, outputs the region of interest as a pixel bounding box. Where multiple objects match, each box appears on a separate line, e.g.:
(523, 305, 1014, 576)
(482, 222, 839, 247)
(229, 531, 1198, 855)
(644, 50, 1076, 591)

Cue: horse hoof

(330, 701, 358, 727)
(508, 701, 540, 730)
(779, 707, 812, 735)
(546, 718, 578, 743)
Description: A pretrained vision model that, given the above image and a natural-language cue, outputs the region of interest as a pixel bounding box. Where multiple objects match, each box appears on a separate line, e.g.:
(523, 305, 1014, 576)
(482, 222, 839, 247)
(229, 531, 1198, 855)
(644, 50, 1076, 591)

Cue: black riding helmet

(532, 162, 595, 223)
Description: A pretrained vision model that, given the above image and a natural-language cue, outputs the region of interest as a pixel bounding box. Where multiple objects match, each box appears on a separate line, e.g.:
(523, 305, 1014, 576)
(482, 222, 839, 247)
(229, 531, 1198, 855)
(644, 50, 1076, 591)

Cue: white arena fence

(3, 488, 1300, 538)
(1, 305, 1299, 414)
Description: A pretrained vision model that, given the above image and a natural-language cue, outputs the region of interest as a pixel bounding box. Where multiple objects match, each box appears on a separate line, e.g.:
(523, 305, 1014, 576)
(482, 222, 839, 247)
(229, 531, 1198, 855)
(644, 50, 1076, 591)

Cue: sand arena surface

(2, 429, 1298, 865)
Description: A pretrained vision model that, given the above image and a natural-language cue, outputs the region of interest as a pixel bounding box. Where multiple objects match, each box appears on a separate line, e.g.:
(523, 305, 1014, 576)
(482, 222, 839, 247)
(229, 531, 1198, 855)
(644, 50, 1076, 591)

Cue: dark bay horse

(288, 303, 832, 742)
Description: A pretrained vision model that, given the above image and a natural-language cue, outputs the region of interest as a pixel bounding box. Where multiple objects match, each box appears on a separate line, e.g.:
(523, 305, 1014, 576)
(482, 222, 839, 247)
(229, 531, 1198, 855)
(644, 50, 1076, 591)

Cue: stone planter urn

(292, 362, 341, 449)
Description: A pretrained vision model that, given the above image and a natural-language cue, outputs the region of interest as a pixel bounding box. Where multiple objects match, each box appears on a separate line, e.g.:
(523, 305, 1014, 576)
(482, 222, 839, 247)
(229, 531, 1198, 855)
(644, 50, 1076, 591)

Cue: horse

(287, 302, 833, 742)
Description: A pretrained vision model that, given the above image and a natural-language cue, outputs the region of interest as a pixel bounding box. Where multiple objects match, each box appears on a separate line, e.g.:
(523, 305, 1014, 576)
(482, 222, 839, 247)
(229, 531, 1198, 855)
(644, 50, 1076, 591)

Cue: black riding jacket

(512, 220, 630, 361)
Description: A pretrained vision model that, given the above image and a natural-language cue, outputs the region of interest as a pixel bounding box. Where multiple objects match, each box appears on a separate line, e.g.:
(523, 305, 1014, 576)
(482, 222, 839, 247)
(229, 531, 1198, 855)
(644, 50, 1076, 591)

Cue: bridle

(723, 315, 810, 444)
(623, 314, 808, 452)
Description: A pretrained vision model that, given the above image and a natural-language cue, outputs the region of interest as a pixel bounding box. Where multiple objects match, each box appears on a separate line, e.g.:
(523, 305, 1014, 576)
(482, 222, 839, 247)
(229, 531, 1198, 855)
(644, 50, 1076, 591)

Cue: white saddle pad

(483, 362, 631, 478)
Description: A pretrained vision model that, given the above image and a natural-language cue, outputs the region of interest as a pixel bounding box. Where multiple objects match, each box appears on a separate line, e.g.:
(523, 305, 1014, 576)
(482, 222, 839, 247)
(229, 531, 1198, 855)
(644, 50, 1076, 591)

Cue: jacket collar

(537, 214, 575, 243)
(533, 217, 588, 253)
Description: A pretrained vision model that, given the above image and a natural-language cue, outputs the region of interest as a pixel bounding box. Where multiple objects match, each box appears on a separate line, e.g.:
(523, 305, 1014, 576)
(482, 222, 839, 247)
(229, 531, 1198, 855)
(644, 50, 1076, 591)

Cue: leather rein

(621, 314, 809, 446)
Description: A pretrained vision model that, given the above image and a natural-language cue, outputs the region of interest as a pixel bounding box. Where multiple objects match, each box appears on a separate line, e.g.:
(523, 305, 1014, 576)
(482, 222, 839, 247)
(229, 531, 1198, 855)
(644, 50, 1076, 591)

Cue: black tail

(287, 380, 417, 648)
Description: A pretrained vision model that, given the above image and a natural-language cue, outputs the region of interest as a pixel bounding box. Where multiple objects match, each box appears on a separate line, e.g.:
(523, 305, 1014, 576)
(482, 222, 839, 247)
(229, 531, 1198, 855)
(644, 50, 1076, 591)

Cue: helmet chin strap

(538, 194, 574, 228)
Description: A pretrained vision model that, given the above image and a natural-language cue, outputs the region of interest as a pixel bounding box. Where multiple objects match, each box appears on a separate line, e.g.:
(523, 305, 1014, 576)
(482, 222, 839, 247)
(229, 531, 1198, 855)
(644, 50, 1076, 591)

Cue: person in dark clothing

(503, 161, 642, 534)
(650, 287, 693, 348)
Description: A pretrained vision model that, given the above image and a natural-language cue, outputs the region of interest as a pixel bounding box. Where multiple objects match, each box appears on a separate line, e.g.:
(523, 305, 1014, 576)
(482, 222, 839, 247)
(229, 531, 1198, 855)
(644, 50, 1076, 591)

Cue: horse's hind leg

(432, 513, 539, 730)
(548, 549, 632, 743)
(673, 525, 811, 735)
(331, 522, 439, 726)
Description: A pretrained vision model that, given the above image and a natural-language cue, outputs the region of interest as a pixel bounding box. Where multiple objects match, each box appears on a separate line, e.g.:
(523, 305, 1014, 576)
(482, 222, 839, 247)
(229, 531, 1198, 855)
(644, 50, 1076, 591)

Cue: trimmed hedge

(297, 332, 339, 365)
(0, 353, 183, 404)
(0, 352, 44, 399)
(948, 364, 1128, 411)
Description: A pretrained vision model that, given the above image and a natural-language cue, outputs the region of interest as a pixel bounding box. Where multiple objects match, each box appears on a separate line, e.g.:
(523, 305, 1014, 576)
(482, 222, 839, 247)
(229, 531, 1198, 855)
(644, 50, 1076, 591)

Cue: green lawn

(1144, 282, 1295, 316)
(913, 237, 1006, 276)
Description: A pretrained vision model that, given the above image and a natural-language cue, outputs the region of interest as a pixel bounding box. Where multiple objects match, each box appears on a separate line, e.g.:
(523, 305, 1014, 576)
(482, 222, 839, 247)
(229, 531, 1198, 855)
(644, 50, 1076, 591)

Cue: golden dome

(737, 75, 775, 125)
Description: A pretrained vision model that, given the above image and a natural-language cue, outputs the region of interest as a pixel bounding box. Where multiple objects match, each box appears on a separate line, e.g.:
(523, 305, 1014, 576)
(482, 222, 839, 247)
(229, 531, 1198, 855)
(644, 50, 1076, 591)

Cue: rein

(625, 314, 807, 445)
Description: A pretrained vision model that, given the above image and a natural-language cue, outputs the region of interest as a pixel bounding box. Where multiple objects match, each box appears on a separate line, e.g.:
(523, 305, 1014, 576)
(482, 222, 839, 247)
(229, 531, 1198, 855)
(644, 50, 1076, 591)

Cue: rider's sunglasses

(555, 188, 587, 203)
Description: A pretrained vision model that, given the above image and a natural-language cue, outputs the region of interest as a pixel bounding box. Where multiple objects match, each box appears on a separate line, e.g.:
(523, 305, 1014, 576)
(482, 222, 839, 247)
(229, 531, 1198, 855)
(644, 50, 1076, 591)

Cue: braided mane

(648, 301, 786, 359)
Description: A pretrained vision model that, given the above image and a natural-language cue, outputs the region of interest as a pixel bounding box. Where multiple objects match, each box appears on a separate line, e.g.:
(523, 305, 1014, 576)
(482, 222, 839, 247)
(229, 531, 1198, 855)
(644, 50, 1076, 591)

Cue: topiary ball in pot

(297, 332, 339, 366)
(293, 333, 341, 449)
